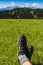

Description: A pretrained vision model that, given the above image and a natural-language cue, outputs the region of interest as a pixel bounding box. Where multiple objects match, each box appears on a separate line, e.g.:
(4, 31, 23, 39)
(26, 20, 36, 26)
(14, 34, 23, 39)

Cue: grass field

(0, 19, 43, 65)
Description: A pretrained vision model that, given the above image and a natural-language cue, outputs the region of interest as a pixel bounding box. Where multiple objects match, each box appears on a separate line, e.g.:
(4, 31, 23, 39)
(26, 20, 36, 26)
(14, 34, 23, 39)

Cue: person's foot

(18, 35, 33, 59)
(28, 46, 33, 59)
(18, 35, 28, 55)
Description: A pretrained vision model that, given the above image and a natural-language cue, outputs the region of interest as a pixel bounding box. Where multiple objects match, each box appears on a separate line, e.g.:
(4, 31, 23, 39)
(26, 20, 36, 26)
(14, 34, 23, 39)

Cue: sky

(0, 0, 43, 8)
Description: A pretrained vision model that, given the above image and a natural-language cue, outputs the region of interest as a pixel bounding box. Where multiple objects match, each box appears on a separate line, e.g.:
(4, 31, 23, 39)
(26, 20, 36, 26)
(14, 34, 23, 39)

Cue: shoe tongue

(19, 50, 26, 55)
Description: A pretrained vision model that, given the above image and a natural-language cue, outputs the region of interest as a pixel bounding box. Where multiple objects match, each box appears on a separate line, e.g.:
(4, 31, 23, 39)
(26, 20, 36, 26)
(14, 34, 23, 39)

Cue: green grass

(0, 19, 43, 65)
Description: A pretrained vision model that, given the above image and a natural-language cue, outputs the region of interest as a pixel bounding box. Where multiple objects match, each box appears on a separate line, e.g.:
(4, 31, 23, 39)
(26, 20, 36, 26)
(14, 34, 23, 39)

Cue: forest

(0, 8, 43, 19)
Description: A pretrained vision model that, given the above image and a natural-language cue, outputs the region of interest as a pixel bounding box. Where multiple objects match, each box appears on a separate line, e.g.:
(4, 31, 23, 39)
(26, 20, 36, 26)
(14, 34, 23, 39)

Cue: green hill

(0, 8, 43, 19)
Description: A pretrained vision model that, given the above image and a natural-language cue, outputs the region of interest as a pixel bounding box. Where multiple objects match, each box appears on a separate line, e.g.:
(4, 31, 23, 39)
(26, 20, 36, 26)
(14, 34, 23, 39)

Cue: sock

(18, 54, 29, 65)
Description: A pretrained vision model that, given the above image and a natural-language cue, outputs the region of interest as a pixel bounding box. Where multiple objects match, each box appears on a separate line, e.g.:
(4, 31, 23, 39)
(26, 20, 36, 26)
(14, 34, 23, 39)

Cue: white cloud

(0, 2, 43, 9)
(25, 3, 29, 7)
(18, 3, 29, 8)
(11, 1, 15, 6)
(32, 3, 39, 8)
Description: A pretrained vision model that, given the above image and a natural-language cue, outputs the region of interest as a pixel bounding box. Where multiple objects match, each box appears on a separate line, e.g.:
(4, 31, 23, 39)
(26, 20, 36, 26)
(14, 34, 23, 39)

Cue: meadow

(0, 19, 43, 65)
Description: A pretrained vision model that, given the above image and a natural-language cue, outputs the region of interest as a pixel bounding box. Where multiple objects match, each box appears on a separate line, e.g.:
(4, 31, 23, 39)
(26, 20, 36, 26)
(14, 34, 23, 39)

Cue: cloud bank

(32, 3, 39, 8)
(0, 2, 43, 9)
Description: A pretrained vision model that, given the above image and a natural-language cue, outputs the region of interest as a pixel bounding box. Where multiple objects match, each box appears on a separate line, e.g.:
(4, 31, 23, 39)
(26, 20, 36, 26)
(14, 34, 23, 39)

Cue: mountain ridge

(0, 6, 18, 11)
(0, 5, 43, 11)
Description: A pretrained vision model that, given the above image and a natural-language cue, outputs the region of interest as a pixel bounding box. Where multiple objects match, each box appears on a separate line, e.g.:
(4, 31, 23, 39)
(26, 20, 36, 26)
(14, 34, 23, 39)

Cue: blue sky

(0, 0, 43, 8)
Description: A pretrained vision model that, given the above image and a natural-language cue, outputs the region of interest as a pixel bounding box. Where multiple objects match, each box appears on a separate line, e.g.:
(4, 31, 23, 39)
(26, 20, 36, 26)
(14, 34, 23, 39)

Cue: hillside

(0, 8, 43, 19)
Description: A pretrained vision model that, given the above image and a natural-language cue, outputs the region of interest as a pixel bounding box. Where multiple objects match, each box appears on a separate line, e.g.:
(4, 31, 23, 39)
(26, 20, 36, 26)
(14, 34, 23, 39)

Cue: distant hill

(0, 6, 18, 11)
(0, 8, 43, 19)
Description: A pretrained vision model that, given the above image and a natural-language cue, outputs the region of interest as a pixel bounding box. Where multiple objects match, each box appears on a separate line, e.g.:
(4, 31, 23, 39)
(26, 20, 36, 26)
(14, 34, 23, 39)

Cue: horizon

(0, 0, 43, 9)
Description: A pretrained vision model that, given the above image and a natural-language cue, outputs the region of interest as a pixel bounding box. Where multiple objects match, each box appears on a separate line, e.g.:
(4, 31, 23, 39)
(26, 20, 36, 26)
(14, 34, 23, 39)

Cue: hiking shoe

(18, 35, 28, 55)
(18, 35, 33, 59)
(28, 46, 33, 59)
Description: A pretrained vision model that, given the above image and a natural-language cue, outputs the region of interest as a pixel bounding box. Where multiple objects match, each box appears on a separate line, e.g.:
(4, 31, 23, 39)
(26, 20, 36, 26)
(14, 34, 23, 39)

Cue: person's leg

(19, 54, 32, 65)
(18, 35, 33, 65)
(23, 61, 32, 65)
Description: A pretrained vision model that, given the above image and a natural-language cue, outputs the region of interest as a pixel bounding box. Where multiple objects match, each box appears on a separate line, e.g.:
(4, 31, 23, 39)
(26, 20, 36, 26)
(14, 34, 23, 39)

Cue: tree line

(0, 8, 43, 19)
